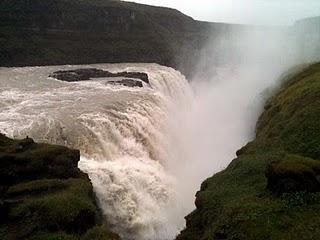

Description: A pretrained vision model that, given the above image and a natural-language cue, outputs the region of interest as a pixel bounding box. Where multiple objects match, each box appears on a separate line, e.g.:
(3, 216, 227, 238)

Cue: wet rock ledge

(0, 133, 120, 240)
(50, 68, 149, 88)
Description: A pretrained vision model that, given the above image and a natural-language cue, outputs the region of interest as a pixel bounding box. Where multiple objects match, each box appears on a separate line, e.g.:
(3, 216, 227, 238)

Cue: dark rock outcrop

(108, 79, 143, 88)
(50, 68, 149, 85)
(0, 133, 120, 240)
(0, 136, 82, 186)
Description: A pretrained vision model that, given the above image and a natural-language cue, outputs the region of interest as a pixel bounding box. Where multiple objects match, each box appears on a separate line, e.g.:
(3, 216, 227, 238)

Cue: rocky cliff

(0, 0, 213, 77)
(0, 134, 120, 240)
(177, 63, 320, 240)
(1, 1, 319, 78)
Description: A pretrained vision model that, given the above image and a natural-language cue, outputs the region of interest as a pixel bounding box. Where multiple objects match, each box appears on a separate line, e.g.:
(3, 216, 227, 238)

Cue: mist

(126, 0, 320, 25)
(167, 22, 320, 214)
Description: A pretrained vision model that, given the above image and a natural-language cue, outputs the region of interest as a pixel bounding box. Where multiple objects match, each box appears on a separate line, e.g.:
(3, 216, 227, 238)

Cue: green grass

(8, 179, 96, 234)
(255, 63, 320, 159)
(0, 134, 120, 240)
(177, 63, 320, 240)
(0, 134, 84, 186)
(6, 179, 67, 197)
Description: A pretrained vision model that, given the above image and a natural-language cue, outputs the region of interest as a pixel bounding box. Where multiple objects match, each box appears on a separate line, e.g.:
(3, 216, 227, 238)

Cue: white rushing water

(0, 63, 193, 240)
(0, 62, 279, 240)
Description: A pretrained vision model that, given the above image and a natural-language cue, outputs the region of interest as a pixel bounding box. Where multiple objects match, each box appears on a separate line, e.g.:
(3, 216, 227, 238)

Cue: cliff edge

(0, 134, 120, 240)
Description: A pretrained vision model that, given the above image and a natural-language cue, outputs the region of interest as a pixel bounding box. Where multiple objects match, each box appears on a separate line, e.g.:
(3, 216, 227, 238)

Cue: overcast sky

(125, 0, 320, 25)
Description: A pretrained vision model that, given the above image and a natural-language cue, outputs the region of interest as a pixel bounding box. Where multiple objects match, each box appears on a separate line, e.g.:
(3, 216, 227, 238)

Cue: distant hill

(0, 1, 319, 78)
(0, 0, 213, 77)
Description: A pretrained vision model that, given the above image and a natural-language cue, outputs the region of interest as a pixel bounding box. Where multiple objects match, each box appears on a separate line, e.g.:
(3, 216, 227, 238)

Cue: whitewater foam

(0, 63, 192, 240)
(0, 62, 278, 240)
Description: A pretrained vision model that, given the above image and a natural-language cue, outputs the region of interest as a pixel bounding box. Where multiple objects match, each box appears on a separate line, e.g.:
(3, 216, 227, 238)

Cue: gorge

(1, 1, 320, 240)
(0, 59, 307, 240)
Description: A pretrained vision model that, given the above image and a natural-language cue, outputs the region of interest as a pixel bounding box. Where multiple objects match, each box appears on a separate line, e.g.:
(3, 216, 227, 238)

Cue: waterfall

(0, 63, 193, 240)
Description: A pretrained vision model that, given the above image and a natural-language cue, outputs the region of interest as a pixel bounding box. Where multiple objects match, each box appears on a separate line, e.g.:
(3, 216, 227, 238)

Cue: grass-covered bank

(177, 63, 320, 240)
(0, 134, 120, 240)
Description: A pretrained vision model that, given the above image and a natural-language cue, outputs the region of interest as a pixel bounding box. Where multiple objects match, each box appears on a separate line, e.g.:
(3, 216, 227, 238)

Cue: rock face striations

(0, 134, 120, 240)
(177, 63, 320, 240)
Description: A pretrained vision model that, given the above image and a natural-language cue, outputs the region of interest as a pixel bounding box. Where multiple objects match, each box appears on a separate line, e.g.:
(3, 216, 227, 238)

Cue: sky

(124, 0, 320, 25)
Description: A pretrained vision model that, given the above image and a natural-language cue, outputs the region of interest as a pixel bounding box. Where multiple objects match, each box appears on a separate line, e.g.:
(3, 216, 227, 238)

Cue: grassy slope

(0, 134, 120, 240)
(177, 63, 320, 240)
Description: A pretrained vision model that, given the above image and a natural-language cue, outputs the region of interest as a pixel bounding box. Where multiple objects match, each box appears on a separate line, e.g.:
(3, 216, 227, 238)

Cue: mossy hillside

(0, 136, 84, 186)
(254, 63, 320, 158)
(177, 63, 320, 240)
(266, 155, 320, 194)
(0, 134, 120, 240)
(3, 179, 96, 239)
